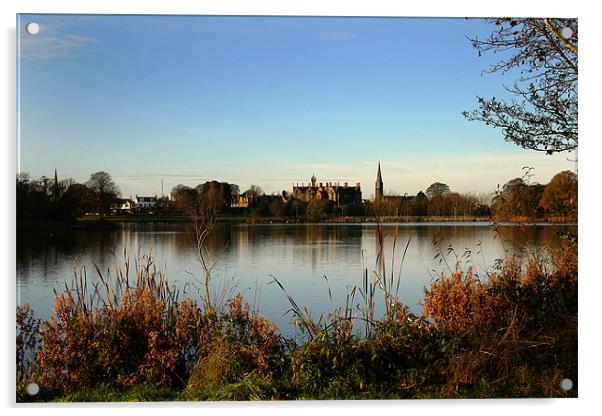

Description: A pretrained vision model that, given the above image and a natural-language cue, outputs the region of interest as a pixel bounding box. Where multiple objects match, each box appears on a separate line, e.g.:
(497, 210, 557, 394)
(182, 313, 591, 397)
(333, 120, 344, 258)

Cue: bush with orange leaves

(422, 237, 577, 396)
(423, 266, 500, 334)
(35, 286, 182, 391)
(423, 237, 577, 335)
(22, 257, 287, 398)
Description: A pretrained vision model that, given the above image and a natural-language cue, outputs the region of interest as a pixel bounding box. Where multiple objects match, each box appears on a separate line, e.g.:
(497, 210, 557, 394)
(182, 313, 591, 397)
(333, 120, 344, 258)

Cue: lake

(16, 222, 576, 337)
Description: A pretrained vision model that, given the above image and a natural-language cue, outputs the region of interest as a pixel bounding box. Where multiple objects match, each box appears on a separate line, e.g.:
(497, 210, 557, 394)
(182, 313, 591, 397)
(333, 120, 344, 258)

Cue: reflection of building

(292, 174, 362, 205)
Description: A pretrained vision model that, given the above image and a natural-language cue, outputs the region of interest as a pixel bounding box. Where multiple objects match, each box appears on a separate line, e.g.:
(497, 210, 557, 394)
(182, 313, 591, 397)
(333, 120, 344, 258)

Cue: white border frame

(2, 1, 599, 415)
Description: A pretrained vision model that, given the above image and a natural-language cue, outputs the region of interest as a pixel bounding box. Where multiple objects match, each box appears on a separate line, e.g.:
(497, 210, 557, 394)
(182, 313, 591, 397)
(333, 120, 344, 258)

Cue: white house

(134, 195, 158, 211)
(110, 198, 135, 214)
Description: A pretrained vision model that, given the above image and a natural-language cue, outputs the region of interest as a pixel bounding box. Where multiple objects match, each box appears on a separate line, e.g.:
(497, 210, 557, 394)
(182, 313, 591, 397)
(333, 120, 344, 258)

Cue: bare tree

(244, 185, 264, 199)
(86, 171, 120, 219)
(190, 197, 221, 313)
(171, 183, 223, 311)
(463, 18, 577, 154)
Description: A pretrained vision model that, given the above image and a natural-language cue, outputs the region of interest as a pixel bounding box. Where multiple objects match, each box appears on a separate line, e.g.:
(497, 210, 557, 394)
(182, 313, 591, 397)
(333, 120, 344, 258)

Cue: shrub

(422, 237, 577, 396)
(185, 294, 287, 398)
(26, 256, 287, 400)
(35, 286, 181, 391)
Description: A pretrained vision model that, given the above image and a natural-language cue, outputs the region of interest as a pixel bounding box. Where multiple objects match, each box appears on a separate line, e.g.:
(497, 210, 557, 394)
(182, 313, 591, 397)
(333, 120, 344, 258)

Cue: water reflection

(17, 223, 576, 336)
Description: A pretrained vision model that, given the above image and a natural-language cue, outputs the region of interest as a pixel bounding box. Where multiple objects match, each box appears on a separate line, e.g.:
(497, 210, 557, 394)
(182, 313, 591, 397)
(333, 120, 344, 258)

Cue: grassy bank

(16, 229, 577, 401)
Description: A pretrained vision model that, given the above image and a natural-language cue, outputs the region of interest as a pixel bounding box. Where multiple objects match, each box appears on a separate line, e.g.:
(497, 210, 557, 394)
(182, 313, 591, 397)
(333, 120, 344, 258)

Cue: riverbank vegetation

(16, 222, 577, 401)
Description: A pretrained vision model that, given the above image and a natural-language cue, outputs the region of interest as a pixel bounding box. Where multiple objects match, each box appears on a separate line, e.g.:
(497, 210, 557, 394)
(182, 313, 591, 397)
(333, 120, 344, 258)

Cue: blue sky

(17, 14, 573, 198)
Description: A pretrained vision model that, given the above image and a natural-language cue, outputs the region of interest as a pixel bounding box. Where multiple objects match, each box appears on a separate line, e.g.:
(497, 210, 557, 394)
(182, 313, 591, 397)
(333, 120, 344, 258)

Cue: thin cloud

(18, 18, 98, 59)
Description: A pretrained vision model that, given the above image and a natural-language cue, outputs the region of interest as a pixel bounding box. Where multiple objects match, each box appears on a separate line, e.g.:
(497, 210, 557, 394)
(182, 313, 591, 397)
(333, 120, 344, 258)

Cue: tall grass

(272, 218, 414, 340)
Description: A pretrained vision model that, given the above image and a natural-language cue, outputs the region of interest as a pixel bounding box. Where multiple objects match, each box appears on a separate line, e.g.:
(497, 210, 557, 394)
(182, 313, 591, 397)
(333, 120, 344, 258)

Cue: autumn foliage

(491, 171, 577, 222)
(539, 171, 578, 218)
(17, 256, 287, 400)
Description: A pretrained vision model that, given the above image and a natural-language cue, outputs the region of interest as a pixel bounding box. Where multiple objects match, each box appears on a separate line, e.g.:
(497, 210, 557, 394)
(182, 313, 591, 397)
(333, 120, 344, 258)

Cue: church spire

(375, 162, 383, 201)
(52, 168, 60, 199)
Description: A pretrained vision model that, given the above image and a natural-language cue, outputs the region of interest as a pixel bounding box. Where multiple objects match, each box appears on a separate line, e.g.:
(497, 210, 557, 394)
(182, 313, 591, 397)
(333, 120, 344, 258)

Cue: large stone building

(292, 174, 362, 205)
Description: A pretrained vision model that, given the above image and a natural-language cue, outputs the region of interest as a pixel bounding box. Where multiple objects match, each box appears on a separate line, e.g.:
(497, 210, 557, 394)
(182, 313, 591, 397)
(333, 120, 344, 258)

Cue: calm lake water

(17, 222, 576, 337)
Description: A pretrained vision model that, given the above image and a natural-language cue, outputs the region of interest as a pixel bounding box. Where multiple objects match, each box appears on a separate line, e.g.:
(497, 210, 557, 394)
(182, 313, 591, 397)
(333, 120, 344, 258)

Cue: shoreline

(16, 215, 578, 230)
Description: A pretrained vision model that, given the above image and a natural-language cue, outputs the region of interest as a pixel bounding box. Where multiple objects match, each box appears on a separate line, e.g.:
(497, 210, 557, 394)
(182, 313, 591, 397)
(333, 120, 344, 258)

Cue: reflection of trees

(18, 222, 577, 306)
(494, 225, 573, 253)
(16, 228, 122, 283)
(225, 224, 363, 273)
(363, 224, 577, 273)
(413, 225, 431, 257)
(17, 231, 75, 283)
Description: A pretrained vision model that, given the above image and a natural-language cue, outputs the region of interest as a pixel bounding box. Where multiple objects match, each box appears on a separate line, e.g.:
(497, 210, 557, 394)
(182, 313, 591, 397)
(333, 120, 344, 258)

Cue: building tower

(311, 172, 317, 187)
(52, 168, 61, 200)
(375, 162, 383, 200)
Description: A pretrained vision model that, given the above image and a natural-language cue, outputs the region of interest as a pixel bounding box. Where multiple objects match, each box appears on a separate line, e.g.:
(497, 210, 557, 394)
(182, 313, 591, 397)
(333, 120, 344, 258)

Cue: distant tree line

(17, 170, 577, 223)
(370, 183, 492, 219)
(491, 170, 577, 221)
(16, 171, 120, 223)
(169, 181, 239, 217)
(169, 182, 365, 221)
